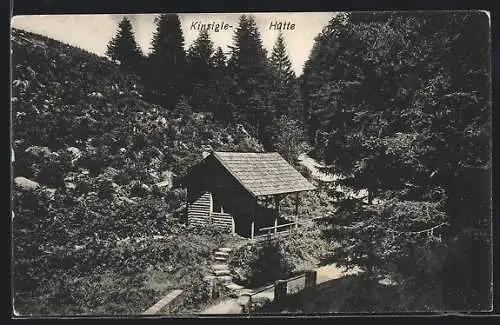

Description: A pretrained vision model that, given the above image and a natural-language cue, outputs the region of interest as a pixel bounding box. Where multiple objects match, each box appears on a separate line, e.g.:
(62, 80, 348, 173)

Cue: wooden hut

(181, 152, 316, 239)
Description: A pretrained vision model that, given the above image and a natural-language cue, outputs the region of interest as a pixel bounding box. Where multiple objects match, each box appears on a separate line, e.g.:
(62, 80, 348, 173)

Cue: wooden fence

(142, 289, 184, 315)
(236, 270, 318, 313)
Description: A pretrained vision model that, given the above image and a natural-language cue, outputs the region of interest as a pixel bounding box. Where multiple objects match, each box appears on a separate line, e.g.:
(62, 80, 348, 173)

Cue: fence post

(274, 280, 288, 308)
(250, 222, 255, 239)
(238, 293, 252, 313)
(274, 218, 278, 234)
(304, 270, 317, 289)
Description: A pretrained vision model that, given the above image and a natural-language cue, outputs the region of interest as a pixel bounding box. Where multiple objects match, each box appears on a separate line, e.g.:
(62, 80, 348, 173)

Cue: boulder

(14, 177, 40, 191)
(102, 167, 119, 178)
(44, 188, 57, 199)
(65, 182, 76, 190)
(25, 146, 51, 158)
(67, 146, 81, 157)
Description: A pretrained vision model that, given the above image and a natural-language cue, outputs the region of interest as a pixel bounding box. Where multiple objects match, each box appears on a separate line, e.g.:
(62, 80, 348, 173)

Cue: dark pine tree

(268, 32, 309, 162)
(302, 11, 491, 310)
(147, 14, 188, 109)
(186, 30, 215, 113)
(105, 17, 144, 74)
(227, 15, 273, 147)
(212, 47, 233, 123)
(269, 32, 297, 116)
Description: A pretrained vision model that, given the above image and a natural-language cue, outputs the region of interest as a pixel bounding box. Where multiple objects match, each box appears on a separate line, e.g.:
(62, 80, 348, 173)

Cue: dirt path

(199, 263, 361, 315)
(199, 298, 242, 315)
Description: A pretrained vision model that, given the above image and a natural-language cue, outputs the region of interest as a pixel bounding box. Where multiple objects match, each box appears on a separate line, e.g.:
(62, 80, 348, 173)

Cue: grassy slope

(11, 28, 262, 315)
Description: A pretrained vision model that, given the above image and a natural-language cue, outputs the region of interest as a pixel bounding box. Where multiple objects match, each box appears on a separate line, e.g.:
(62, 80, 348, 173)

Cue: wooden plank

(259, 222, 296, 232)
(188, 211, 209, 216)
(211, 217, 232, 221)
(143, 289, 183, 315)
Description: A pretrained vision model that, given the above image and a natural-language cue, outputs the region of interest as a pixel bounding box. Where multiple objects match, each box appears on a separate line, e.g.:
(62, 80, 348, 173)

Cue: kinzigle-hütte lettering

(269, 21, 296, 30)
(190, 21, 232, 32)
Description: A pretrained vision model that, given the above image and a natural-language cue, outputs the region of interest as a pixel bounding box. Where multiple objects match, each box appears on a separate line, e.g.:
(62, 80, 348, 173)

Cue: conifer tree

(105, 17, 144, 73)
(302, 12, 491, 309)
(147, 14, 187, 108)
(227, 15, 273, 147)
(212, 47, 232, 122)
(186, 30, 215, 113)
(268, 32, 308, 161)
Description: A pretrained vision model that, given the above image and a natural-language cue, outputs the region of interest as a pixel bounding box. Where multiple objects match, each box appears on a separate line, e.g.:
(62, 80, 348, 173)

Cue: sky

(11, 12, 335, 76)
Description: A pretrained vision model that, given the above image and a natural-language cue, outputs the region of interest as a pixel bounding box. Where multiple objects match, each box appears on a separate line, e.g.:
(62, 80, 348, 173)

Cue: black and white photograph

(10, 11, 492, 316)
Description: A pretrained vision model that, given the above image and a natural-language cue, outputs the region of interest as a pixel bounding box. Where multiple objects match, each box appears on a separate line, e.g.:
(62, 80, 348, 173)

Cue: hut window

(212, 192, 223, 213)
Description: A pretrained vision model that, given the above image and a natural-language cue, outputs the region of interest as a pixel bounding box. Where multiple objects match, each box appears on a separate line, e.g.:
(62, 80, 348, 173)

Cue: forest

(11, 12, 491, 315)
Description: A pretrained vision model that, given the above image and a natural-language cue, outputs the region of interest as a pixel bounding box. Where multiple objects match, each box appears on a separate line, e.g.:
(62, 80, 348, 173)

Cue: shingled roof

(210, 151, 316, 197)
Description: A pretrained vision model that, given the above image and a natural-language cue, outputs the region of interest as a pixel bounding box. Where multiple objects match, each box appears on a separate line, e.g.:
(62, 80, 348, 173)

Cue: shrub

(229, 239, 294, 288)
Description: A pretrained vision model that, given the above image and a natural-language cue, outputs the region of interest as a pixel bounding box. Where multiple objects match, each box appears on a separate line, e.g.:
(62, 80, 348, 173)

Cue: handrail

(245, 272, 306, 297)
(259, 222, 296, 232)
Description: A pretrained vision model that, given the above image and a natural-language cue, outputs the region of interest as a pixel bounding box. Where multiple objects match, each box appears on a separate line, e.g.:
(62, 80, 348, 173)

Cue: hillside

(11, 28, 264, 315)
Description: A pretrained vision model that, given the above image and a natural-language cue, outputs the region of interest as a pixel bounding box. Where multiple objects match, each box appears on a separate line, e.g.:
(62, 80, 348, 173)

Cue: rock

(88, 92, 103, 99)
(65, 182, 76, 190)
(44, 188, 57, 199)
(14, 177, 40, 191)
(117, 196, 137, 204)
(103, 167, 119, 178)
(25, 145, 51, 158)
(67, 146, 81, 157)
(155, 179, 172, 189)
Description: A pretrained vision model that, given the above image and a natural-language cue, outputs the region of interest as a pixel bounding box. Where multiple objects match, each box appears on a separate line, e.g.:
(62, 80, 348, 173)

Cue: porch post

(250, 201, 255, 239)
(274, 218, 278, 234)
(185, 188, 190, 225)
(295, 192, 299, 229)
(274, 195, 280, 218)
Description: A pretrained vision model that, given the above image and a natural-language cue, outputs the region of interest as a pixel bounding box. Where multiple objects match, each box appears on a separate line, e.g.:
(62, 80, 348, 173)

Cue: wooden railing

(143, 289, 184, 315)
(237, 270, 318, 314)
(254, 221, 297, 239)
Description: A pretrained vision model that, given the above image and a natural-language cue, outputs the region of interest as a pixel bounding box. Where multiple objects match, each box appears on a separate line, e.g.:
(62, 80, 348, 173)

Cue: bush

(229, 224, 330, 288)
(229, 239, 294, 288)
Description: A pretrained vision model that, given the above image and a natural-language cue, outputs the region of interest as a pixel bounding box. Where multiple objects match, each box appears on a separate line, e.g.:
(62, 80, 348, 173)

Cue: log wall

(187, 192, 235, 233)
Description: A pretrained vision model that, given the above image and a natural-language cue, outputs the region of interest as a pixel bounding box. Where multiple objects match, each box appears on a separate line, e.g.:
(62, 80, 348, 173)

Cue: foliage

(228, 224, 330, 288)
(269, 32, 303, 121)
(301, 11, 491, 310)
(146, 14, 188, 107)
(269, 115, 311, 164)
(186, 30, 217, 114)
(227, 15, 274, 146)
(11, 28, 262, 315)
(105, 17, 144, 74)
(228, 239, 294, 288)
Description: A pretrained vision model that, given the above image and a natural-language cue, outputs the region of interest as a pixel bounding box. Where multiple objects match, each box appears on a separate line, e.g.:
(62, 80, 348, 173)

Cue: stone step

(216, 275, 233, 283)
(214, 256, 227, 262)
(212, 264, 229, 271)
(213, 269, 231, 276)
(218, 247, 232, 253)
(224, 282, 244, 291)
(215, 251, 229, 257)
